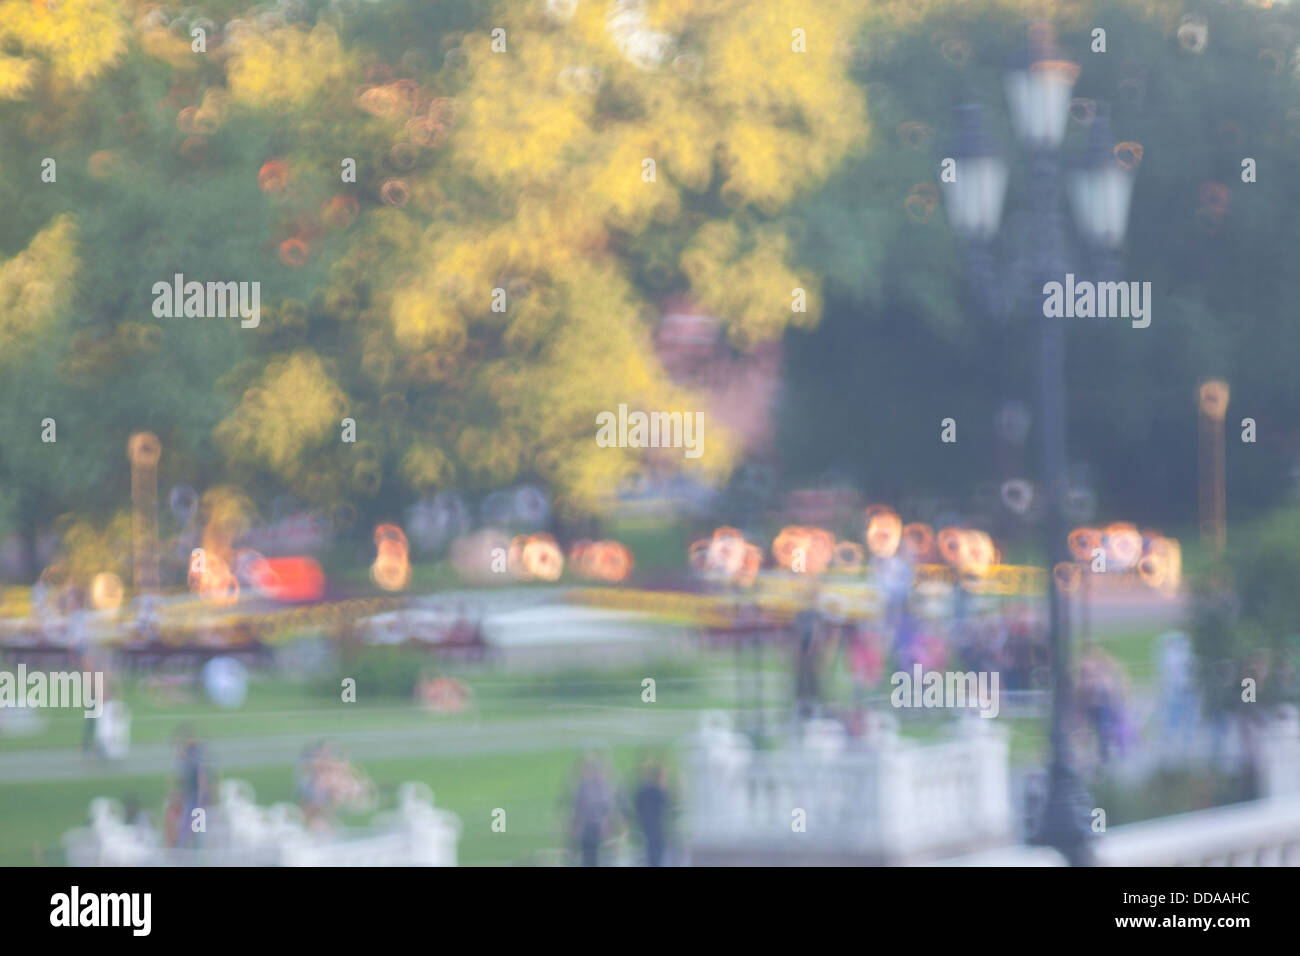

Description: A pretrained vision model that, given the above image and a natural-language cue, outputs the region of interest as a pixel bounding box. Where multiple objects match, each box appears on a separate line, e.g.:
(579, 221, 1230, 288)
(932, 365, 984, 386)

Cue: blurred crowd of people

(150, 733, 377, 846)
(784, 560, 1282, 776)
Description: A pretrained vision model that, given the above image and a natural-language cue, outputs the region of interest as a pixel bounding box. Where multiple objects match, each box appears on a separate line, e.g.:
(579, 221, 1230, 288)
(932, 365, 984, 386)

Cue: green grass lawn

(0, 655, 749, 754)
(0, 654, 746, 866)
(1089, 625, 1164, 684)
(0, 621, 1172, 865)
(2, 746, 670, 867)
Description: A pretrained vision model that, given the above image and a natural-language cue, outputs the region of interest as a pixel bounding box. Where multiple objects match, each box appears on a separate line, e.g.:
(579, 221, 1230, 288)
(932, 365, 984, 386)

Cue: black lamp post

(938, 22, 1136, 865)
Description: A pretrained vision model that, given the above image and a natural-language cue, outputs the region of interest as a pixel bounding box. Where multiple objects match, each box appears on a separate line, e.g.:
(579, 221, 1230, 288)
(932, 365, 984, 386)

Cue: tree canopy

(3, 0, 1297, 583)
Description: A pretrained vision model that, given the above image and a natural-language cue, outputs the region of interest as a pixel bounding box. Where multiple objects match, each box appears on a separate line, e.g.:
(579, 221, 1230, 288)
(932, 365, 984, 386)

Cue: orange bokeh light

(371, 523, 411, 591)
(866, 511, 902, 559)
(901, 523, 934, 560)
(509, 533, 564, 582)
(570, 539, 634, 583)
(772, 525, 834, 573)
(1103, 522, 1143, 571)
(1053, 561, 1082, 593)
(1068, 527, 1102, 563)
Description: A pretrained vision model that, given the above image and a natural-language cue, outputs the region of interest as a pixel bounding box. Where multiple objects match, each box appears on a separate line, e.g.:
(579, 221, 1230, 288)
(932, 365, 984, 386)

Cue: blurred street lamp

(1003, 29, 1077, 151)
(942, 105, 1008, 241)
(938, 21, 1137, 866)
(1198, 381, 1230, 555)
(941, 105, 1008, 317)
(1068, 106, 1137, 257)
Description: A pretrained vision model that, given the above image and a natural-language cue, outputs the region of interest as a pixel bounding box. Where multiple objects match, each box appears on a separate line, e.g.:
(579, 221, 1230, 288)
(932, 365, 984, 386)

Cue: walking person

(173, 726, 211, 848)
(632, 757, 672, 867)
(1155, 630, 1198, 764)
(1078, 644, 1113, 766)
(569, 755, 617, 866)
(794, 606, 823, 720)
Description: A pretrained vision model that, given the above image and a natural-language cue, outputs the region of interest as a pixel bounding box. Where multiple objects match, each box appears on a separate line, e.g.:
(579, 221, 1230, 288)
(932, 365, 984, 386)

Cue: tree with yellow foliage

(205, 0, 877, 520)
(3, 0, 1175, 577)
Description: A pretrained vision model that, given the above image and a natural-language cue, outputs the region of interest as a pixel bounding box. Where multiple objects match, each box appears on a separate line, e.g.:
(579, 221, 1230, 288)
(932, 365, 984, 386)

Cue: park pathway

(0, 707, 705, 784)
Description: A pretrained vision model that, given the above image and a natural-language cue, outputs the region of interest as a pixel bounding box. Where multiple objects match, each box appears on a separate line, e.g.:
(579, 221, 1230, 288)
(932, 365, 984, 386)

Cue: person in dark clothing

(794, 608, 822, 720)
(173, 727, 210, 848)
(633, 759, 672, 867)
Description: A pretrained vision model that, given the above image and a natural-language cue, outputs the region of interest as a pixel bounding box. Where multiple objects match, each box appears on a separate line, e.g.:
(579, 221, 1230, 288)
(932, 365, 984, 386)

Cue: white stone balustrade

(936, 795, 1300, 866)
(684, 711, 1012, 863)
(63, 778, 460, 867)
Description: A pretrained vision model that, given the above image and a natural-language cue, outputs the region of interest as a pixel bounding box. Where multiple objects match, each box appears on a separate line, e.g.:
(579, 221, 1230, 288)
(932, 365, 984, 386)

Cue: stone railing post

(1256, 704, 1300, 799)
